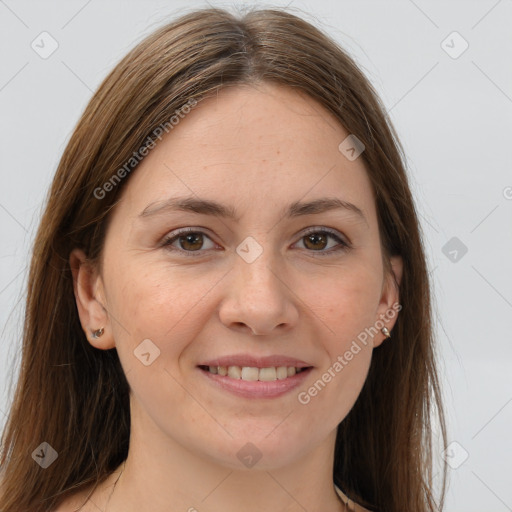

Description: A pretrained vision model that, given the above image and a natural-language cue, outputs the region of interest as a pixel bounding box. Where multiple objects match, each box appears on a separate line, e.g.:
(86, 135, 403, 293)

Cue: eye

(293, 227, 351, 256)
(162, 228, 218, 256)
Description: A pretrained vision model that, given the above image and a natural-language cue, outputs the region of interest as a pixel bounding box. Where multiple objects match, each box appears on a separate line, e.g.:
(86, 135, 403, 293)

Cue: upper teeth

(208, 366, 302, 381)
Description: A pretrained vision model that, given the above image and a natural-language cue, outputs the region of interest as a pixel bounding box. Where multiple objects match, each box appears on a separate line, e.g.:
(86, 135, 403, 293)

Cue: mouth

(196, 364, 314, 399)
(197, 364, 313, 381)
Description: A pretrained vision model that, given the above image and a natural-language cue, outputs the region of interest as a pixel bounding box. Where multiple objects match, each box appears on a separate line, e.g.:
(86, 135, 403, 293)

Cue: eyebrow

(139, 195, 368, 225)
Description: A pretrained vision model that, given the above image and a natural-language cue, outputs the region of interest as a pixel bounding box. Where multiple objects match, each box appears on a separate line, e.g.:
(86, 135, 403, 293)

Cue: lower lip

(197, 366, 313, 399)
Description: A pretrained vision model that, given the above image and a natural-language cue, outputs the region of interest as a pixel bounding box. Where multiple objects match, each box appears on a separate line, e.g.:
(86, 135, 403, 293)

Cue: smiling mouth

(197, 365, 313, 381)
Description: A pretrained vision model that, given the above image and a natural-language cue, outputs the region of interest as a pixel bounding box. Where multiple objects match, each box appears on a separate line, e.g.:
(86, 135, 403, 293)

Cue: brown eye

(176, 232, 204, 251)
(303, 232, 329, 250)
(162, 228, 217, 255)
(294, 228, 351, 256)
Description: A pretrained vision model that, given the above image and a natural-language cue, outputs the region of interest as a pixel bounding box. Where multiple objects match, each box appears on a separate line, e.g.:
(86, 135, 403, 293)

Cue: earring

(381, 327, 391, 339)
(92, 327, 104, 339)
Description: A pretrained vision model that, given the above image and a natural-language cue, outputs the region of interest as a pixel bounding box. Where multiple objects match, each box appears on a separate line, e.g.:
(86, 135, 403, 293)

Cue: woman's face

(73, 82, 402, 470)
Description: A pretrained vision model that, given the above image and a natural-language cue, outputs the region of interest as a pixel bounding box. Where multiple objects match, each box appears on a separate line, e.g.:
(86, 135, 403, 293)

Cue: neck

(102, 401, 346, 512)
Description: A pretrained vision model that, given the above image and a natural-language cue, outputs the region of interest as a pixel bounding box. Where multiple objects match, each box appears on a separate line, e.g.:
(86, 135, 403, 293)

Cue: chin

(200, 425, 310, 471)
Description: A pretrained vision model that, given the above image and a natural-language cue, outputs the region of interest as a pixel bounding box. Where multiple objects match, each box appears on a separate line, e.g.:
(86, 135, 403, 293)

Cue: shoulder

(334, 484, 372, 512)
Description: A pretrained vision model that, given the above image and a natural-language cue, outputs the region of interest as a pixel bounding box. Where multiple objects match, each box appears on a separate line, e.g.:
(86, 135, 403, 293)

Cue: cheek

(104, 260, 225, 378)
(299, 262, 382, 341)
(293, 267, 379, 416)
(106, 260, 211, 336)
(103, 263, 205, 418)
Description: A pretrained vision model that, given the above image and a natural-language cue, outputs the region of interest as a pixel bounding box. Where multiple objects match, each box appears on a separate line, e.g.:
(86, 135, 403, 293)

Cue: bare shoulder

(334, 484, 372, 512)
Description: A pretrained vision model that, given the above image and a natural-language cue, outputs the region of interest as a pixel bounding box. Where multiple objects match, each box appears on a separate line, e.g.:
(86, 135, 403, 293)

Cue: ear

(69, 248, 115, 350)
(373, 255, 403, 348)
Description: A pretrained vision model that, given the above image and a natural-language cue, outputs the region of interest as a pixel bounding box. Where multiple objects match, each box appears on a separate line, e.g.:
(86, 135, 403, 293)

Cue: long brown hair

(0, 6, 448, 511)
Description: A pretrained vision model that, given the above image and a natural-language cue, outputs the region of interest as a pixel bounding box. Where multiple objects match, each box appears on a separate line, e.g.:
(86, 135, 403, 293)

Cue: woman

(0, 7, 447, 512)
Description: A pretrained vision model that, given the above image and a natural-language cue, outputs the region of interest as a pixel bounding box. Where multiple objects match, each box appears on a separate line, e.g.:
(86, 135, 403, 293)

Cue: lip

(198, 354, 313, 369)
(197, 365, 313, 399)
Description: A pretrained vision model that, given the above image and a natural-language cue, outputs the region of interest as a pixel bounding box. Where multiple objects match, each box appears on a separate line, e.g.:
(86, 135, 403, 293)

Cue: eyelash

(161, 227, 351, 258)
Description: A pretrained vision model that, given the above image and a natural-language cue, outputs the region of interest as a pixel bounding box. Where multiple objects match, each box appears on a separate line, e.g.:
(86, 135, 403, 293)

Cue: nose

(218, 252, 299, 336)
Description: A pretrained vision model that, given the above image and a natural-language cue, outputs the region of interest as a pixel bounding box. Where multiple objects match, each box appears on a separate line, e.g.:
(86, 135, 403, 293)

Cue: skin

(66, 82, 402, 512)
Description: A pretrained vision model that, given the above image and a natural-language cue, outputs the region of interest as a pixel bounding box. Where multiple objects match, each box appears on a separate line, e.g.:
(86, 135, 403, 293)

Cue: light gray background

(1, 1, 511, 510)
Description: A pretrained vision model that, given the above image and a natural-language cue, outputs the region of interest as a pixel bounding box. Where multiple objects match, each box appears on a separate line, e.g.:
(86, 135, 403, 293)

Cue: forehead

(113, 83, 377, 225)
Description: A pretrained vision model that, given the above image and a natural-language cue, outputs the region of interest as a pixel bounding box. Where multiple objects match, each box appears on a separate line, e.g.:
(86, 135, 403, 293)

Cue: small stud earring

(381, 327, 391, 339)
(92, 327, 104, 339)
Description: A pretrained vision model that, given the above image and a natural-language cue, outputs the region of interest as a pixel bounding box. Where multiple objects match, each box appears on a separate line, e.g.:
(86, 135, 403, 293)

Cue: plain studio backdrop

(0, 1, 511, 510)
